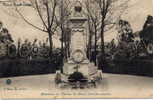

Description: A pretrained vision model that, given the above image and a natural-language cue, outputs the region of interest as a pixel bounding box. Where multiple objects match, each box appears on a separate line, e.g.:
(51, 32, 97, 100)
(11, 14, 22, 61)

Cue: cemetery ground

(0, 73, 153, 98)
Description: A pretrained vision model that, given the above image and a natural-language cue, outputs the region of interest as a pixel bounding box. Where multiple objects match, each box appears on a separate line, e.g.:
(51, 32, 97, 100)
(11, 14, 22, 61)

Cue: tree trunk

(94, 25, 97, 66)
(67, 30, 71, 58)
(61, 27, 64, 60)
(100, 21, 105, 70)
(48, 32, 53, 60)
(88, 31, 92, 61)
(60, 26, 64, 70)
(64, 32, 68, 61)
(68, 39, 70, 57)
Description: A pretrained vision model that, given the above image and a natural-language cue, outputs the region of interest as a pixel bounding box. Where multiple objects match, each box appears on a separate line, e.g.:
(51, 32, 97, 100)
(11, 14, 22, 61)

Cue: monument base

(63, 60, 98, 77)
(55, 62, 103, 88)
(63, 59, 98, 77)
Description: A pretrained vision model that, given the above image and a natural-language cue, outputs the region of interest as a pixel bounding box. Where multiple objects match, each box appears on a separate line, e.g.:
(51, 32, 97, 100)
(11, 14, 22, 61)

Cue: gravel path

(0, 73, 153, 98)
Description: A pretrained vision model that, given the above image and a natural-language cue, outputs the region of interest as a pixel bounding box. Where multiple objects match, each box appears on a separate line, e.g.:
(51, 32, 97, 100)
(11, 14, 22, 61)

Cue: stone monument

(56, 1, 102, 86)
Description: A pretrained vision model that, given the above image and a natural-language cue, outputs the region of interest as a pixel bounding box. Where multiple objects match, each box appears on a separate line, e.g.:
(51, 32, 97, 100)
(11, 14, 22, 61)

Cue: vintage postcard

(0, 0, 153, 99)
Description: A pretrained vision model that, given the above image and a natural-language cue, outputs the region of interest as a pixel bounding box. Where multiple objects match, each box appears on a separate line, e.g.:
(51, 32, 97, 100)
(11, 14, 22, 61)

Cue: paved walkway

(0, 73, 153, 98)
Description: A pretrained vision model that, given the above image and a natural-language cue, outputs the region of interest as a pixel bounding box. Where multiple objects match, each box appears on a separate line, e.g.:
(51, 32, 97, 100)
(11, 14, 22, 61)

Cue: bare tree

(86, 16, 94, 62)
(12, 0, 58, 59)
(85, 0, 129, 68)
(55, 0, 72, 61)
(85, 0, 101, 65)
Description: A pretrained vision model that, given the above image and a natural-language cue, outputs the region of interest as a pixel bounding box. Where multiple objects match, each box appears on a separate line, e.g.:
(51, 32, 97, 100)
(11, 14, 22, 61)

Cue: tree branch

(15, 7, 47, 32)
(35, 0, 48, 30)
(50, 0, 57, 29)
(44, 1, 51, 31)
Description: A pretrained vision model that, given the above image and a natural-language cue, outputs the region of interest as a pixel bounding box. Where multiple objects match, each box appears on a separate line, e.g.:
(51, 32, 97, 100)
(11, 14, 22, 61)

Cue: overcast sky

(0, 0, 153, 47)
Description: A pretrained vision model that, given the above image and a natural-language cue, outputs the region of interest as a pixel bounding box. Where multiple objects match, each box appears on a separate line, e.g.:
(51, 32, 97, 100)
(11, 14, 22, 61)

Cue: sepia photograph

(0, 0, 153, 99)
